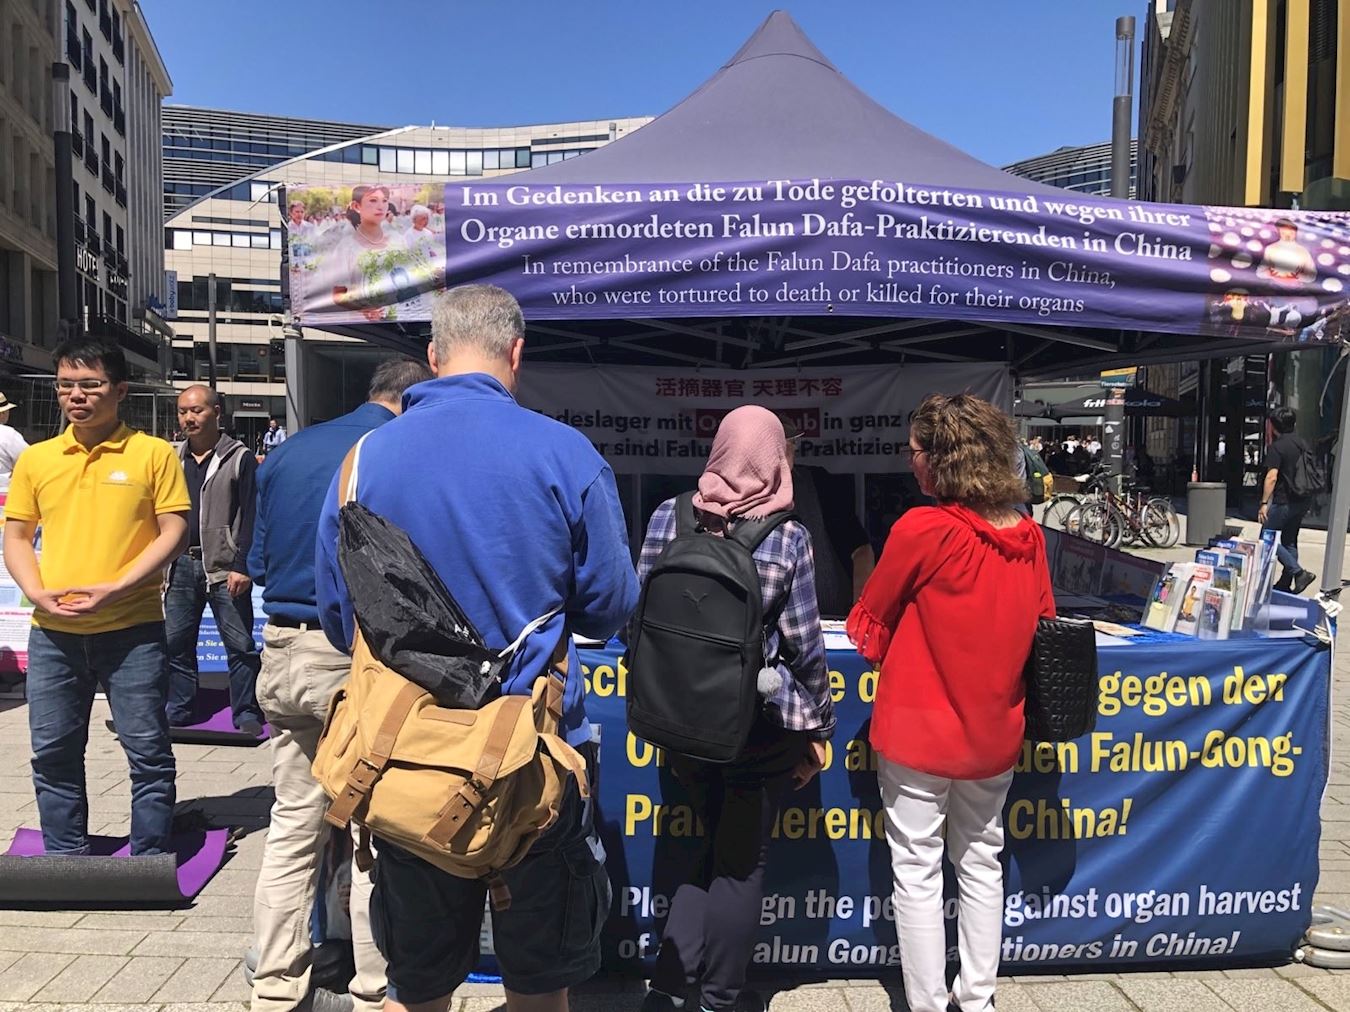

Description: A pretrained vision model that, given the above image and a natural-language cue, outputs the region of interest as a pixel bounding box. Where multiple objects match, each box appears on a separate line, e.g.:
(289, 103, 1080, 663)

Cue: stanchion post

(1319, 346, 1350, 594)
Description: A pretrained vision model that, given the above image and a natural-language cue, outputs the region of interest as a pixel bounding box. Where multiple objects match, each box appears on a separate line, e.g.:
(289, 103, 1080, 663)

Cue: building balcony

(99, 11, 111, 39)
(73, 217, 86, 242)
(82, 63, 95, 94)
(113, 107, 124, 135)
(71, 131, 84, 157)
(115, 182, 126, 207)
(66, 34, 82, 69)
(112, 36, 124, 63)
(101, 165, 114, 192)
(89, 313, 165, 373)
(86, 231, 100, 254)
(100, 90, 113, 117)
(83, 147, 98, 174)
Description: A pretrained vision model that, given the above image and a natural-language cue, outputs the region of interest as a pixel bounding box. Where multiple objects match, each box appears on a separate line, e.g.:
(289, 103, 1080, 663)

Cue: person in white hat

(0, 393, 28, 485)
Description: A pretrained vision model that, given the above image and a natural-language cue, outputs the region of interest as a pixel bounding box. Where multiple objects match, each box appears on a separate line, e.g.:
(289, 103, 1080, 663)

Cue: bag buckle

(347, 756, 382, 791)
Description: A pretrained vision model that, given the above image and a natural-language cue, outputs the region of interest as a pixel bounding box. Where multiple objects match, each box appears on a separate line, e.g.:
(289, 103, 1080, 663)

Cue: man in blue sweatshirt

(317, 285, 638, 1012)
(248, 356, 431, 1012)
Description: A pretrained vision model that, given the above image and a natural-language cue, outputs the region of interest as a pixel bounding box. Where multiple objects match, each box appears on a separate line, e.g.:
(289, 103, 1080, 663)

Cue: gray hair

(430, 284, 525, 361)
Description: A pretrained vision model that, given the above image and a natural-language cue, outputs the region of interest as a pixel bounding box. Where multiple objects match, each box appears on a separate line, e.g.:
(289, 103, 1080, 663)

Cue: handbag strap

(337, 432, 373, 508)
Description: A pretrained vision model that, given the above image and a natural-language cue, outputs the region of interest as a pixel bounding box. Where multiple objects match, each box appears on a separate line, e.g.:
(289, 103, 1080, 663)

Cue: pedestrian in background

(164, 385, 263, 733)
(848, 393, 1054, 1012)
(248, 356, 431, 1012)
(1260, 405, 1318, 594)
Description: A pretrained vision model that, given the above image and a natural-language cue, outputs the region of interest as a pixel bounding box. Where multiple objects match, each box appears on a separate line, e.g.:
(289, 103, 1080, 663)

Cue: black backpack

(1288, 442, 1328, 499)
(627, 493, 795, 763)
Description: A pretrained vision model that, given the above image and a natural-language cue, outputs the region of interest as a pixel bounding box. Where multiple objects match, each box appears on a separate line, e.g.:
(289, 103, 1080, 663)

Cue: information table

(577, 611, 1330, 974)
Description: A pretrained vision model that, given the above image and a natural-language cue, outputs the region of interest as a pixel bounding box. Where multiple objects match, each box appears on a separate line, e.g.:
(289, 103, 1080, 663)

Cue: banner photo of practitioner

(287, 182, 445, 325)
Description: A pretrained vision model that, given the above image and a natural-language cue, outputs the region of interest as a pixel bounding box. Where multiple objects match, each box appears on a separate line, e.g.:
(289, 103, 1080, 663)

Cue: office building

(162, 116, 651, 445)
(162, 107, 387, 218)
(57, 0, 173, 381)
(0, 0, 61, 434)
(1138, 0, 1350, 515)
(1004, 140, 1137, 198)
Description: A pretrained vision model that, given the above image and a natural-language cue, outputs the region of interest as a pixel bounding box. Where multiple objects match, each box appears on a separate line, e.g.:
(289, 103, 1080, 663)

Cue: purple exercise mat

(174, 687, 271, 739)
(5, 827, 229, 898)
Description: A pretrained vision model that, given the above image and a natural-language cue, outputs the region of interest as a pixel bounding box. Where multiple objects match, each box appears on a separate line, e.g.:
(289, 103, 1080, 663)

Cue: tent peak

(725, 11, 838, 73)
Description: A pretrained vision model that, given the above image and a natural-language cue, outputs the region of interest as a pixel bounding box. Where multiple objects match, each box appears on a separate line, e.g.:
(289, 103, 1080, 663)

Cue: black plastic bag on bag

(337, 500, 503, 709)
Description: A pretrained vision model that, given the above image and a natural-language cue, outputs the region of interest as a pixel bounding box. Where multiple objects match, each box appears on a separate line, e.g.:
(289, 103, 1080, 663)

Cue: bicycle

(1058, 467, 1181, 549)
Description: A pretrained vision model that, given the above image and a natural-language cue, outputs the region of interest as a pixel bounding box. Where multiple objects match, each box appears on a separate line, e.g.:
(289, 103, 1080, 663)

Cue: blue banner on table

(580, 637, 1329, 973)
(287, 178, 1350, 344)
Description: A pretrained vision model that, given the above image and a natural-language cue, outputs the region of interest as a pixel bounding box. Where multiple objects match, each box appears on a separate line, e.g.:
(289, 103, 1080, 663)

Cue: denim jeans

(27, 621, 177, 855)
(1263, 501, 1311, 576)
(164, 553, 263, 728)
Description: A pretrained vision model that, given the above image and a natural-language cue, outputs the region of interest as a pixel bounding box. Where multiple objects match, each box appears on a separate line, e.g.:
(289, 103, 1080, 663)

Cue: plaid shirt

(633, 498, 835, 740)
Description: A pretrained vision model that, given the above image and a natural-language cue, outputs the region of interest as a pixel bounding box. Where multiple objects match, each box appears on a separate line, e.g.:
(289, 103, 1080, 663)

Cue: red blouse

(847, 504, 1055, 780)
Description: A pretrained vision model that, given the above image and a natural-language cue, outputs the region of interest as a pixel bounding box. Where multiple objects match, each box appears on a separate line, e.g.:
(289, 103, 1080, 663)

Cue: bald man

(164, 385, 264, 732)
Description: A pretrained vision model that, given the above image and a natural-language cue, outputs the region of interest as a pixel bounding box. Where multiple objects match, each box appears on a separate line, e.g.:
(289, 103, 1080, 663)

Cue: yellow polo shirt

(5, 424, 191, 634)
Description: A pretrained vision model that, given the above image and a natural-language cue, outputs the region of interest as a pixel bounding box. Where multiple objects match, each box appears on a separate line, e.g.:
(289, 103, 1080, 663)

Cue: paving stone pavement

(0, 514, 1344, 1009)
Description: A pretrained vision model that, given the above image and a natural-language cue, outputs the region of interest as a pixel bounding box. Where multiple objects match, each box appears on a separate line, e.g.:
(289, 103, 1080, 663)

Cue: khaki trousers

(251, 624, 384, 1011)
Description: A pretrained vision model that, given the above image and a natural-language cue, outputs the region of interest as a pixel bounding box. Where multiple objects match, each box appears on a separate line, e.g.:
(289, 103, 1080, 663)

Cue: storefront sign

(288, 180, 1350, 347)
(581, 635, 1327, 972)
(517, 362, 1009, 475)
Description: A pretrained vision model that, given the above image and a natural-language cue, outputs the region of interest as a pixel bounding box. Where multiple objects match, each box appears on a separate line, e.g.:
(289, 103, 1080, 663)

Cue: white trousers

(878, 758, 1014, 1012)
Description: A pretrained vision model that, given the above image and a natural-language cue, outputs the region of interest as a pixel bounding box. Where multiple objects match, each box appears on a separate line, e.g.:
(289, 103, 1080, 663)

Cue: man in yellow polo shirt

(2, 340, 190, 856)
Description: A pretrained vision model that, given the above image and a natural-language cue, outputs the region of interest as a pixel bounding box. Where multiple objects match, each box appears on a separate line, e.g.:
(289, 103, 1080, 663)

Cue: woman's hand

(792, 740, 828, 789)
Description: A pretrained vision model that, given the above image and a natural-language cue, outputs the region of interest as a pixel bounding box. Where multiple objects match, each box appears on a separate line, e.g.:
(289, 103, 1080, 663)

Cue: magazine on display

(1172, 564, 1214, 637)
(1197, 587, 1235, 640)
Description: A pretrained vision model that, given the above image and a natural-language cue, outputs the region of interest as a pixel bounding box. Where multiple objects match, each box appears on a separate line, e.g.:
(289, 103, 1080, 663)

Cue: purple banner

(287, 177, 1350, 345)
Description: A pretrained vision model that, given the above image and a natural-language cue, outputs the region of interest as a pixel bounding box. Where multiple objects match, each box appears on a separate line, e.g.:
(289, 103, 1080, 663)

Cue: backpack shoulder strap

(335, 432, 373, 508)
(674, 491, 699, 535)
(728, 510, 797, 553)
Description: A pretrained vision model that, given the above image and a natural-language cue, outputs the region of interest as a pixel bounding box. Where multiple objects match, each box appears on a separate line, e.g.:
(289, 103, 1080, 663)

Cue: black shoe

(642, 989, 685, 1012)
(236, 717, 264, 737)
(1274, 572, 1294, 593)
(734, 991, 766, 1012)
(1292, 570, 1318, 595)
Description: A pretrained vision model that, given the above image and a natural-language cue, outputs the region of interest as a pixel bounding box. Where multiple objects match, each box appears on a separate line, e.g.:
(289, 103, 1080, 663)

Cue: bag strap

(422, 694, 531, 847)
(675, 491, 698, 535)
(728, 510, 797, 553)
(323, 678, 423, 830)
(336, 432, 373, 509)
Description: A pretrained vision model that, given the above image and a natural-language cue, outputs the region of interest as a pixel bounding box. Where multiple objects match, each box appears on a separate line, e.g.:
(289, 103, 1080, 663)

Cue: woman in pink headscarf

(632, 405, 834, 1012)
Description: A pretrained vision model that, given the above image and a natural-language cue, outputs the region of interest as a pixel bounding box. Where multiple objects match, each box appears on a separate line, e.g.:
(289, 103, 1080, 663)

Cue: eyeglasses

(898, 446, 928, 460)
(54, 379, 110, 394)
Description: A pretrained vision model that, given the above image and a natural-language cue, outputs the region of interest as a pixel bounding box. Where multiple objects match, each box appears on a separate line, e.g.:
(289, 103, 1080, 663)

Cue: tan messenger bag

(312, 439, 589, 908)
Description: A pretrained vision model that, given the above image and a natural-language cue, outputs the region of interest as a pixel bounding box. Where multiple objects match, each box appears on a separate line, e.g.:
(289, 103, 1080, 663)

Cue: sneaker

(309, 989, 354, 1012)
(1292, 570, 1318, 595)
(236, 717, 264, 737)
(1274, 571, 1294, 593)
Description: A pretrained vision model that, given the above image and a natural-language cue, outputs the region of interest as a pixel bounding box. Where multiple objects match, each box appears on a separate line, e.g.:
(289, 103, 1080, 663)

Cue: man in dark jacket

(165, 385, 264, 731)
(1259, 405, 1318, 594)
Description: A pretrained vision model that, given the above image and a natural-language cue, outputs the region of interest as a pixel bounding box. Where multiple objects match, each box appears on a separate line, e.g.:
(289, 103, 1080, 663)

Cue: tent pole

(1319, 344, 1350, 593)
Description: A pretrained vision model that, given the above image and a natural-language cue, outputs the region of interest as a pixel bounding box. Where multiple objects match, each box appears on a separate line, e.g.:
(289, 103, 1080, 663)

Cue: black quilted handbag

(1023, 617, 1099, 742)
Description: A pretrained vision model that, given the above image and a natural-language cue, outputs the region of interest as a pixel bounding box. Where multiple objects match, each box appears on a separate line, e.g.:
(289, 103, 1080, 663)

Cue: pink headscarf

(693, 405, 794, 521)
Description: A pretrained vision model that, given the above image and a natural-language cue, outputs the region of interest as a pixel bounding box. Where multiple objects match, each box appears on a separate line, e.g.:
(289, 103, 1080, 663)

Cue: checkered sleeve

(622, 498, 676, 645)
(763, 522, 835, 740)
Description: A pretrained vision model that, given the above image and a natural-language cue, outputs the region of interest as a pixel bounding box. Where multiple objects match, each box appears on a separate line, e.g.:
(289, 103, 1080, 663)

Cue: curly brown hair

(909, 393, 1025, 507)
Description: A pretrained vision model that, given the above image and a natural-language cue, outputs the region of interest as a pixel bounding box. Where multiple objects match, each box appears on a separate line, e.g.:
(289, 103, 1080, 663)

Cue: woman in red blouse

(847, 394, 1054, 1012)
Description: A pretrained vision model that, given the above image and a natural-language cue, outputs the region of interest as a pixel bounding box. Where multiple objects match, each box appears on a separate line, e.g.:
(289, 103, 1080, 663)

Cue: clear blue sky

(137, 0, 1142, 167)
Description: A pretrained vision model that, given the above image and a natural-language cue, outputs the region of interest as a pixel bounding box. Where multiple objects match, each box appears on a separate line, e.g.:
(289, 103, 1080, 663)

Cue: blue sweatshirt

(249, 402, 396, 624)
(316, 374, 638, 747)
